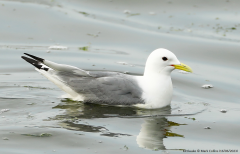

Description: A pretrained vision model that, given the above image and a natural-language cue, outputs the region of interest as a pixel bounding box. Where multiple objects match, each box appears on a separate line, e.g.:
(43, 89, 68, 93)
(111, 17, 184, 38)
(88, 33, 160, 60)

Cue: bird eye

(162, 57, 168, 61)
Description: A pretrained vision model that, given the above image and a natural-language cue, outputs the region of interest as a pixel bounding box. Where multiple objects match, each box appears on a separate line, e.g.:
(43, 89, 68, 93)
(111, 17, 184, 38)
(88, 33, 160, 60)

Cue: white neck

(136, 69, 173, 109)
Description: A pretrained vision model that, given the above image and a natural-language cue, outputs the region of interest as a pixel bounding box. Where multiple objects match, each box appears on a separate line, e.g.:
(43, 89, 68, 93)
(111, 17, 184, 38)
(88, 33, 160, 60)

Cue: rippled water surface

(1, 0, 240, 153)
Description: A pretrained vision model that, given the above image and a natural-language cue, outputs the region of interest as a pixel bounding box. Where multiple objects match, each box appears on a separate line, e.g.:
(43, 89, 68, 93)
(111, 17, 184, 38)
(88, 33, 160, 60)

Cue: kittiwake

(21, 48, 192, 109)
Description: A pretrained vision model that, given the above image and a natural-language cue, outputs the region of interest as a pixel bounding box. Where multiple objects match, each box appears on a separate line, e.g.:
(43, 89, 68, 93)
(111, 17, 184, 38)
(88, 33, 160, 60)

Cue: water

(1, 0, 240, 153)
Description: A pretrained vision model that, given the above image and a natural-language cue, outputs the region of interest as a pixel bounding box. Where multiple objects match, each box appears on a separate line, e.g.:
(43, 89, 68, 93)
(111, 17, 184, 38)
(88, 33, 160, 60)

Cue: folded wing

(22, 53, 144, 105)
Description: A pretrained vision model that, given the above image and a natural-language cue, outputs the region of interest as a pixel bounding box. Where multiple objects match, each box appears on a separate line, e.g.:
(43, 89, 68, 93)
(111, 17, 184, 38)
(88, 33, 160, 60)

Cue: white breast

(135, 75, 173, 109)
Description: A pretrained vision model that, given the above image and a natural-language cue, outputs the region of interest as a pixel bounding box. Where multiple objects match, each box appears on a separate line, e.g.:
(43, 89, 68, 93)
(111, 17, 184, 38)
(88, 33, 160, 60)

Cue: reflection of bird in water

(52, 100, 184, 143)
(21, 48, 192, 109)
(137, 118, 168, 150)
(136, 106, 184, 150)
(52, 99, 140, 135)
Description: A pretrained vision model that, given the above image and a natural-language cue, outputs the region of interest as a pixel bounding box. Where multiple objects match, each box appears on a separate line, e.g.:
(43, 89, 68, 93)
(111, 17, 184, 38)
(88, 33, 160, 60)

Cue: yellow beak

(173, 63, 193, 73)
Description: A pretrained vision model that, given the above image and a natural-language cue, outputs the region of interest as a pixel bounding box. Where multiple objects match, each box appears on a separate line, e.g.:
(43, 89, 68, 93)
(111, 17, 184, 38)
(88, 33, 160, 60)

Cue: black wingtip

(24, 53, 44, 63)
(21, 56, 42, 70)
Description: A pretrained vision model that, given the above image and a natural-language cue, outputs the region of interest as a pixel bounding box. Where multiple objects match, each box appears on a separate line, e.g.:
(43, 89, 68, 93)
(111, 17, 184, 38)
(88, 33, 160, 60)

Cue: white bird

(21, 48, 192, 109)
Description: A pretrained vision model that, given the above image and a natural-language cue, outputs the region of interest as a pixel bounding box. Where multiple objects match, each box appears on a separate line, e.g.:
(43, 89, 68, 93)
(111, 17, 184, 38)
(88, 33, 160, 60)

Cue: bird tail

(21, 53, 85, 101)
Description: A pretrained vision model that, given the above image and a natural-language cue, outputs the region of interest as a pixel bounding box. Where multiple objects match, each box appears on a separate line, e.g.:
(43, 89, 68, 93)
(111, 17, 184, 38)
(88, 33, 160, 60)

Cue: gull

(21, 48, 192, 109)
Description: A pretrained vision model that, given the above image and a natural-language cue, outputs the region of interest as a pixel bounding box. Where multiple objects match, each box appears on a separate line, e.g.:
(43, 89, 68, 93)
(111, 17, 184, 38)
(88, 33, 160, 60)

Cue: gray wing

(21, 53, 144, 105)
(56, 71, 144, 105)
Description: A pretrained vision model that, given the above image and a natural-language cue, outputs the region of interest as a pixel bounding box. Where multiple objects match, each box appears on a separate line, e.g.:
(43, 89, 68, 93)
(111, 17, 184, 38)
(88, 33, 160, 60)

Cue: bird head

(144, 48, 192, 76)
